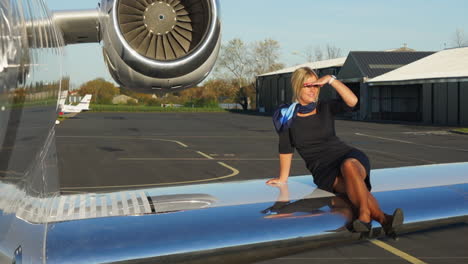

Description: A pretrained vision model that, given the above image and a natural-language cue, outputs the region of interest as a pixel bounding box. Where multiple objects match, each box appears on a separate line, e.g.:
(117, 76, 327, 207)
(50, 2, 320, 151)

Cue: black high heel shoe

(352, 219, 373, 239)
(382, 208, 404, 240)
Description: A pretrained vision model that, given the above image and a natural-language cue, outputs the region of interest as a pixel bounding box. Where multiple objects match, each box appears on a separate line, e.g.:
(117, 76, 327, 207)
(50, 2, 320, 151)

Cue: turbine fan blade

(171, 29, 191, 52)
(177, 15, 191, 23)
(119, 4, 144, 16)
(137, 33, 153, 55)
(118, 0, 210, 60)
(146, 35, 157, 57)
(156, 36, 165, 60)
(167, 33, 185, 57)
(176, 9, 189, 16)
(123, 26, 146, 42)
(162, 35, 176, 60)
(130, 28, 150, 48)
(119, 14, 143, 24)
(176, 21, 193, 32)
(121, 0, 146, 12)
(170, 0, 181, 7)
(120, 21, 145, 33)
(174, 26, 192, 41)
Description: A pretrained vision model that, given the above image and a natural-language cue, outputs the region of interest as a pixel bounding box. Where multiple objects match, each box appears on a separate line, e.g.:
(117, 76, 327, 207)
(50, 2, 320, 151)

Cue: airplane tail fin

(78, 94, 92, 111)
(58, 90, 68, 108)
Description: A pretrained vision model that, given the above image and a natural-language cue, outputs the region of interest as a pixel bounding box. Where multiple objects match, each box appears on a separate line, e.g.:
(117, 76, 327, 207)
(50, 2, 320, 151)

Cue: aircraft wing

(1, 162, 466, 263)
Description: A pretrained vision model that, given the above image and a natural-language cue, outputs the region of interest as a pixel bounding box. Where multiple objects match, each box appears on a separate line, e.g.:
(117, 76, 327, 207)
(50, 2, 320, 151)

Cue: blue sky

(46, 0, 468, 87)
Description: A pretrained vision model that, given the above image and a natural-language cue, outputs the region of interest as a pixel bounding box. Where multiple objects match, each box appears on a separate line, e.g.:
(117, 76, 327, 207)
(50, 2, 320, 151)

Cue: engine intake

(118, 0, 209, 61)
(100, 0, 221, 93)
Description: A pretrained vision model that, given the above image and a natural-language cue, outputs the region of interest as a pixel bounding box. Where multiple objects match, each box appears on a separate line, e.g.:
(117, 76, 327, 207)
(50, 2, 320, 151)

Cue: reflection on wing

(0, 183, 217, 223)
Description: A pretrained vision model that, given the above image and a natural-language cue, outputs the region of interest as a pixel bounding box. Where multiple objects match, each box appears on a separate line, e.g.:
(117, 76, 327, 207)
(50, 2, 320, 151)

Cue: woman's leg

(333, 158, 385, 224)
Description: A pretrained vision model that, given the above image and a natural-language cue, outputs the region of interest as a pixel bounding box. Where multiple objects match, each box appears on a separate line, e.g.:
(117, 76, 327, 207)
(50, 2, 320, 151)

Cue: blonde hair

(291, 67, 319, 102)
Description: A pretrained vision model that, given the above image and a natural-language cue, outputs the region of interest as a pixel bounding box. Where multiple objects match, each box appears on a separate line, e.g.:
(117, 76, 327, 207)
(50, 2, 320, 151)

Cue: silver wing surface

(0, 162, 467, 263)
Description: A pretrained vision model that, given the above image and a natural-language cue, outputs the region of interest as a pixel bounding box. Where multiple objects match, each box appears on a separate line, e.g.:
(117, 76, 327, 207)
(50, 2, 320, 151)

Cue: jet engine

(99, 0, 221, 93)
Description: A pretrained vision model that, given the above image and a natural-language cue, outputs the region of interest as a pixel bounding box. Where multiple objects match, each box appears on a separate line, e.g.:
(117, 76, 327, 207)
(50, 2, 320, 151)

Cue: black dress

(278, 99, 371, 193)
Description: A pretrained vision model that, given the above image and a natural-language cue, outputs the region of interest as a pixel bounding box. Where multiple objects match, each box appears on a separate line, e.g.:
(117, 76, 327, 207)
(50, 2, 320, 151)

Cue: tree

(78, 78, 119, 104)
(300, 45, 323, 62)
(300, 44, 340, 62)
(202, 79, 236, 101)
(217, 38, 252, 88)
(314, 46, 324, 61)
(177, 78, 236, 107)
(299, 45, 315, 62)
(216, 37, 285, 110)
(452, 28, 467, 48)
(326, 44, 342, 59)
(251, 38, 285, 76)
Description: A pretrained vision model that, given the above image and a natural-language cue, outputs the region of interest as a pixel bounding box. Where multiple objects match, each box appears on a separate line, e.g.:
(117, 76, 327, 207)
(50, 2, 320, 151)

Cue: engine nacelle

(99, 0, 221, 93)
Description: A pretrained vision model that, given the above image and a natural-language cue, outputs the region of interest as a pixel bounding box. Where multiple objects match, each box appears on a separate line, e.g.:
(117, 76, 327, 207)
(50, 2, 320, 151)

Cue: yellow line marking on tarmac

(59, 136, 241, 189)
(172, 140, 188, 148)
(281, 257, 468, 260)
(356, 133, 468, 152)
(370, 239, 428, 264)
(118, 158, 302, 161)
(119, 158, 212, 161)
(196, 151, 214, 160)
(61, 162, 240, 190)
(150, 135, 276, 139)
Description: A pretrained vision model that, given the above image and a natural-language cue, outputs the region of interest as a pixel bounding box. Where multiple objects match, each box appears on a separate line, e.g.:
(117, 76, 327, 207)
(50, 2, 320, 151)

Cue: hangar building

(368, 47, 468, 126)
(337, 51, 434, 120)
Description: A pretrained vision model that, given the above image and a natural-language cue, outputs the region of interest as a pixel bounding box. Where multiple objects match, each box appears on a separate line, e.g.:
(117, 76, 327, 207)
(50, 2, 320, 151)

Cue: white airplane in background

(59, 93, 93, 114)
(0, 0, 466, 263)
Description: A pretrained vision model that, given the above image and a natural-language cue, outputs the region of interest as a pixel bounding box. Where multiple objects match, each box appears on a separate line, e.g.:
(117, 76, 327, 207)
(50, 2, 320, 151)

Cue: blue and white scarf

(273, 102, 317, 133)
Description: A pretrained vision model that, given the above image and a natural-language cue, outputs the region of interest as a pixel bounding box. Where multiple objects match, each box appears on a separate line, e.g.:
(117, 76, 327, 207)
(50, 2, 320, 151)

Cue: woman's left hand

(304, 75, 333, 87)
(266, 178, 287, 186)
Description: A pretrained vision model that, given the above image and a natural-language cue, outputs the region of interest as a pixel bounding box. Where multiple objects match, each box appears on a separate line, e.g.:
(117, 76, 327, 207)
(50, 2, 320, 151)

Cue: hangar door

(432, 83, 462, 126)
(371, 85, 422, 122)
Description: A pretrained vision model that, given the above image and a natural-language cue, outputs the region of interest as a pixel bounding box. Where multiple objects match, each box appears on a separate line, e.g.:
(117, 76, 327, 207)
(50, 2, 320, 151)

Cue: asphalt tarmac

(55, 112, 468, 264)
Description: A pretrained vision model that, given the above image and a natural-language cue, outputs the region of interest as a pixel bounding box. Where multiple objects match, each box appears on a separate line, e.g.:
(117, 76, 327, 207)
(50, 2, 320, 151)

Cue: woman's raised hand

(304, 75, 333, 87)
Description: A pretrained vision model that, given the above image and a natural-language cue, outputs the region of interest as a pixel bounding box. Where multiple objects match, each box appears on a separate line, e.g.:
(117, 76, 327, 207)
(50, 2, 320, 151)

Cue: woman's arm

(330, 77, 358, 107)
(266, 153, 293, 185)
(307, 75, 358, 107)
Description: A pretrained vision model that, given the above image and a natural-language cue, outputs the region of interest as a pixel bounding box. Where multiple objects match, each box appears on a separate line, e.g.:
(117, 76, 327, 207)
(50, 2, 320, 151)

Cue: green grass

(452, 128, 468, 133)
(89, 104, 228, 113)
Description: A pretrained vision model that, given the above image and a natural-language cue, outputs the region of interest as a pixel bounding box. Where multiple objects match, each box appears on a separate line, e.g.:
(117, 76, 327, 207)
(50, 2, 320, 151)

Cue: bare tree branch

(326, 44, 342, 59)
(216, 37, 285, 110)
(314, 46, 324, 61)
(251, 38, 284, 76)
(452, 28, 467, 48)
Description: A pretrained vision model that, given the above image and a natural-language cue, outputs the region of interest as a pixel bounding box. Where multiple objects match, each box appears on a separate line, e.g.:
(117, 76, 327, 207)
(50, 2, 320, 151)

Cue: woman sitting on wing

(267, 67, 402, 238)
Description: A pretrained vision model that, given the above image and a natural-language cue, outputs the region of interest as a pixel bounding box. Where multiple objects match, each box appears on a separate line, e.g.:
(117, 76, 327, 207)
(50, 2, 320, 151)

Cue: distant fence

(219, 103, 243, 110)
